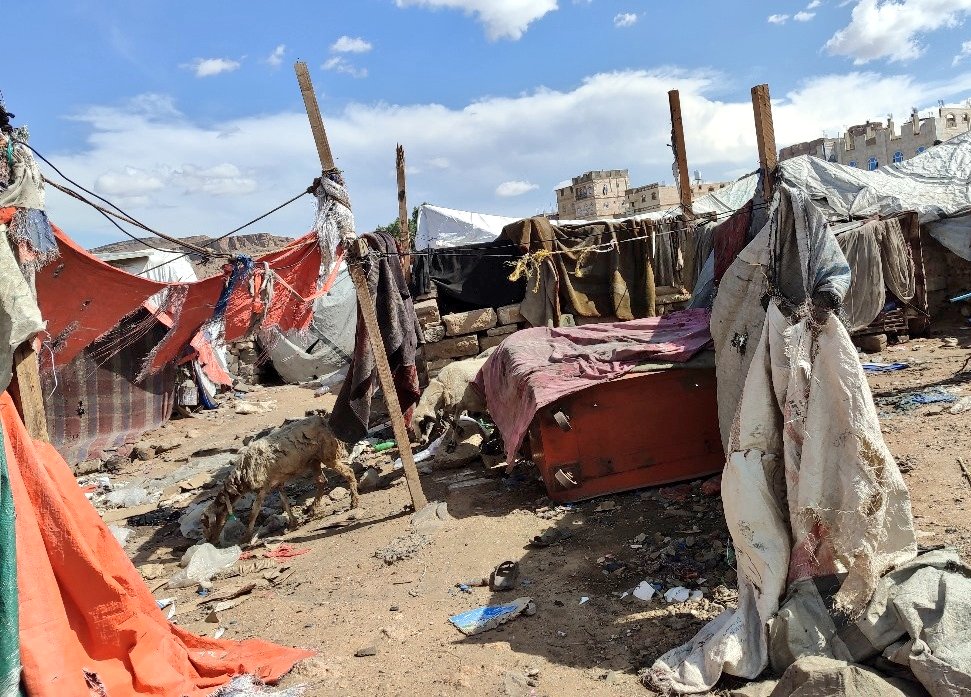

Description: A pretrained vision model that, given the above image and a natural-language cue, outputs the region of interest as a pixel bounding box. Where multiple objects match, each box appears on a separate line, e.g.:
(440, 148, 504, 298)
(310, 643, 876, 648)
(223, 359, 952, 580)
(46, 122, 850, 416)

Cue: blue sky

(7, 0, 971, 246)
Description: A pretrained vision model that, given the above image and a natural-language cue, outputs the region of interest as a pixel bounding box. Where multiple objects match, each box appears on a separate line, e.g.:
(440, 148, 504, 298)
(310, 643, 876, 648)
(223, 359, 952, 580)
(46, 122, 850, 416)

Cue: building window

(651, 192, 658, 200)
(947, 114, 957, 128)
(893, 151, 904, 164)
(867, 157, 879, 170)
(916, 146, 926, 155)
(848, 160, 858, 168)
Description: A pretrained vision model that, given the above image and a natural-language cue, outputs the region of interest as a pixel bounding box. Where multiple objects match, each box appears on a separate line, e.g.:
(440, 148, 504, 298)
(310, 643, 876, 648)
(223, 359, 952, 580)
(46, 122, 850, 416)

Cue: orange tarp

(2, 392, 312, 695)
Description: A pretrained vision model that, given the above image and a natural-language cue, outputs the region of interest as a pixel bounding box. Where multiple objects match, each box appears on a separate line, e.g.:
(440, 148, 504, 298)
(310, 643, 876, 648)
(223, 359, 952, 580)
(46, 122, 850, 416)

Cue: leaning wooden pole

(293, 61, 428, 511)
(9, 258, 49, 442)
(395, 144, 411, 281)
(668, 90, 694, 218)
(750, 84, 778, 205)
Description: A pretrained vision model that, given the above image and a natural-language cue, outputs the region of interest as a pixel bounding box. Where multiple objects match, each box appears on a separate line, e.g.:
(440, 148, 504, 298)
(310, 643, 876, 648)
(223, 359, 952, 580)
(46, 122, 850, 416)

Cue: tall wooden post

(751, 84, 778, 204)
(293, 61, 428, 511)
(8, 256, 49, 442)
(668, 90, 693, 217)
(395, 144, 411, 280)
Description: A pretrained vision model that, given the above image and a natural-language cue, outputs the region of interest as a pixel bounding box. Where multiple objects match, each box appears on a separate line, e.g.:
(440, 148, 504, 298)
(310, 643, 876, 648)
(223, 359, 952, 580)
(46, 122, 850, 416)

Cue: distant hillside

(91, 233, 296, 278)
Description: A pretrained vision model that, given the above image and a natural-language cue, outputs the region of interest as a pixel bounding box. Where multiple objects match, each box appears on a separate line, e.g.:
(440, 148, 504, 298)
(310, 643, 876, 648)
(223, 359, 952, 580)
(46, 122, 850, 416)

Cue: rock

(423, 335, 480, 361)
(426, 358, 450, 372)
(354, 645, 377, 657)
(486, 324, 518, 337)
(857, 334, 887, 354)
(153, 438, 181, 455)
(501, 671, 528, 696)
(943, 337, 960, 348)
(140, 563, 166, 580)
(497, 304, 524, 326)
(604, 670, 619, 684)
(442, 308, 497, 337)
(413, 298, 441, 327)
(422, 322, 446, 343)
(479, 333, 508, 352)
(358, 467, 382, 492)
(131, 445, 155, 461)
(329, 486, 349, 501)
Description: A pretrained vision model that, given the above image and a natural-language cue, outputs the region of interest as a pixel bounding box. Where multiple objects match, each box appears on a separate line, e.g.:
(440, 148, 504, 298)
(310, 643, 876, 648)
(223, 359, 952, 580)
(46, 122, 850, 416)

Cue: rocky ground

(85, 321, 971, 697)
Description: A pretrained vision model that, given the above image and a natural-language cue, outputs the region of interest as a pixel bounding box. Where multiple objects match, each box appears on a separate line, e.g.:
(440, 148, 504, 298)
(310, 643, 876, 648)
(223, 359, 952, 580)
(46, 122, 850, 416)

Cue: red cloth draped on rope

(2, 392, 312, 696)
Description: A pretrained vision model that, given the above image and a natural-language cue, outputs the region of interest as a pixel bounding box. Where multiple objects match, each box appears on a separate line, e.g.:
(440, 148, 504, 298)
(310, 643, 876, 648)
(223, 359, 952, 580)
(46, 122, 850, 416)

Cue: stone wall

(226, 338, 262, 385)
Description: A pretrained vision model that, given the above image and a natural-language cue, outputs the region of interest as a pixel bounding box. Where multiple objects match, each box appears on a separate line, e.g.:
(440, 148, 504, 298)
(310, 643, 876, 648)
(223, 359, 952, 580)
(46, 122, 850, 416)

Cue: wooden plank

(10, 343, 49, 442)
(750, 84, 778, 204)
(667, 90, 694, 217)
(293, 64, 428, 512)
(395, 144, 411, 280)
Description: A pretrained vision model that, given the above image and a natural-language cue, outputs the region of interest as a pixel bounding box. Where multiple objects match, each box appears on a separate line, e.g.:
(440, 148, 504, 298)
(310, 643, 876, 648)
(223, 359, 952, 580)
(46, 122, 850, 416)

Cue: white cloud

(496, 180, 539, 197)
(42, 68, 971, 249)
(183, 57, 241, 78)
(265, 44, 286, 67)
(394, 0, 558, 40)
(768, 14, 790, 24)
(807, 0, 822, 7)
(955, 40, 971, 65)
(331, 36, 373, 54)
(323, 56, 368, 79)
(826, 0, 971, 64)
(794, 11, 816, 21)
(614, 12, 638, 28)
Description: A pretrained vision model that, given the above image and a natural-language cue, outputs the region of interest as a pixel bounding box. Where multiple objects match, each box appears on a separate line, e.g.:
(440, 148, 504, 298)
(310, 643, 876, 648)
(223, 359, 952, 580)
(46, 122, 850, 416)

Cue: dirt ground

(92, 319, 971, 697)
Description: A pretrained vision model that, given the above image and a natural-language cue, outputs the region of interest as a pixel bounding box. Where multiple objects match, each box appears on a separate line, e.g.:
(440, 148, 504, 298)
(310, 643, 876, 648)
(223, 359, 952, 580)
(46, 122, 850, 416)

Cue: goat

(410, 347, 496, 444)
(202, 412, 358, 544)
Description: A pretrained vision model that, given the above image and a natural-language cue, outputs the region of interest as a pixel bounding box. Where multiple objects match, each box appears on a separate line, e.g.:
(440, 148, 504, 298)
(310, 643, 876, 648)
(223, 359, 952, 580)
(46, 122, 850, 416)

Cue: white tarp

(650, 184, 916, 694)
(780, 131, 971, 259)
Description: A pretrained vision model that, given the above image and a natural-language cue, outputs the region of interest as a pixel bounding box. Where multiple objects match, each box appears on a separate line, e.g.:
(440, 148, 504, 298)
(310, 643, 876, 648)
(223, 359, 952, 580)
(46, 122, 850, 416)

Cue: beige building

(624, 181, 732, 215)
(780, 106, 971, 169)
(555, 169, 629, 219)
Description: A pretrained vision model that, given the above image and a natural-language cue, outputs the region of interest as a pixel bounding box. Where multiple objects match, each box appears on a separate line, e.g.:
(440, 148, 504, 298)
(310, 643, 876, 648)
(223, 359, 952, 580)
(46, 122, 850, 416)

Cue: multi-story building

(555, 169, 629, 219)
(779, 106, 971, 169)
(624, 181, 732, 215)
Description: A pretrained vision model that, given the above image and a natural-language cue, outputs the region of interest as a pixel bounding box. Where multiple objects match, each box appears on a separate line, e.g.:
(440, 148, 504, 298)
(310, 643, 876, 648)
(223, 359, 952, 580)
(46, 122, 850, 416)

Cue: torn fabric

(0, 225, 44, 394)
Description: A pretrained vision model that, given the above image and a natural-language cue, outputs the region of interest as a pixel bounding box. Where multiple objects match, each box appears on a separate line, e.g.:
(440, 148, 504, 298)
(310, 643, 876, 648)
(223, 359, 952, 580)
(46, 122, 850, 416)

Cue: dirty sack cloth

(0, 136, 45, 212)
(3, 208, 57, 270)
(1, 392, 312, 696)
(710, 186, 851, 451)
(649, 300, 916, 694)
(837, 217, 916, 332)
(730, 656, 925, 697)
(501, 216, 656, 327)
(475, 308, 712, 465)
(410, 238, 526, 313)
(0, 227, 43, 395)
(714, 200, 753, 283)
(331, 231, 422, 443)
(770, 548, 971, 696)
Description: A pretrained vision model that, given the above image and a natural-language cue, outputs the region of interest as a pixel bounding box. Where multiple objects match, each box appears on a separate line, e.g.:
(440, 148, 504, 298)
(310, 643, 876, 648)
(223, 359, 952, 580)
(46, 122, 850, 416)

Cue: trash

(883, 386, 957, 411)
(633, 581, 656, 601)
(579, 596, 589, 605)
(457, 583, 472, 594)
(690, 590, 704, 602)
(105, 486, 153, 508)
(448, 597, 536, 636)
(167, 543, 241, 589)
(664, 586, 691, 603)
(358, 466, 382, 491)
(372, 440, 395, 452)
(354, 645, 378, 657)
(943, 337, 960, 348)
(213, 627, 226, 639)
(862, 361, 910, 373)
(950, 396, 971, 414)
(109, 525, 131, 547)
(393, 432, 446, 470)
(489, 560, 520, 592)
(529, 528, 570, 548)
(633, 533, 648, 544)
(594, 500, 617, 512)
(179, 501, 210, 539)
(239, 543, 310, 560)
(156, 598, 177, 620)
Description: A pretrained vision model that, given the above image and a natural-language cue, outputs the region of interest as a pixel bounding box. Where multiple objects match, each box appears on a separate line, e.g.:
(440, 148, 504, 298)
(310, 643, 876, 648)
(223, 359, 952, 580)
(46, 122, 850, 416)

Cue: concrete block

(443, 308, 497, 337)
(479, 333, 508, 351)
(423, 335, 480, 361)
(486, 324, 518, 337)
(497, 304, 524, 326)
(422, 322, 446, 343)
(856, 334, 887, 354)
(414, 298, 441, 327)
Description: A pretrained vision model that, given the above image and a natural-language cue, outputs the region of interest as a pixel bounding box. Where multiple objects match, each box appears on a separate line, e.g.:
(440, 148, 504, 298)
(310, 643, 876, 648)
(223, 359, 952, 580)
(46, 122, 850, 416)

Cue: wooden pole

(293, 61, 428, 511)
(395, 144, 411, 281)
(668, 90, 693, 217)
(751, 84, 778, 204)
(8, 256, 49, 442)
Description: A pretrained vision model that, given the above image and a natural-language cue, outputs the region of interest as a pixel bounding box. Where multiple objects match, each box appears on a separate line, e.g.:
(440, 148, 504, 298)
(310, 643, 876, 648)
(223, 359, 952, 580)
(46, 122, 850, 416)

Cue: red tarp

(475, 308, 714, 464)
(2, 391, 312, 696)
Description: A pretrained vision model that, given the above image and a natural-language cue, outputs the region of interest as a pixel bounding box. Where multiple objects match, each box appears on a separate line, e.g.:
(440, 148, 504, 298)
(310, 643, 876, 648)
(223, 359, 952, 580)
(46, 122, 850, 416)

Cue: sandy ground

(92, 321, 971, 697)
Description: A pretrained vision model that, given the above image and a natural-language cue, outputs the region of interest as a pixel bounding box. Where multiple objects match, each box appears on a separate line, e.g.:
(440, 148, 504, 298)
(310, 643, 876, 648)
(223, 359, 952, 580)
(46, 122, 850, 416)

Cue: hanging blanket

(331, 232, 422, 443)
(475, 308, 713, 465)
(2, 392, 312, 696)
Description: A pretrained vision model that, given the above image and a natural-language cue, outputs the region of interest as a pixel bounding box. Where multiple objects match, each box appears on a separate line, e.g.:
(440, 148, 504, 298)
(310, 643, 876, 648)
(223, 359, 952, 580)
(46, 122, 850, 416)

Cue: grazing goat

(410, 347, 496, 444)
(203, 412, 358, 544)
